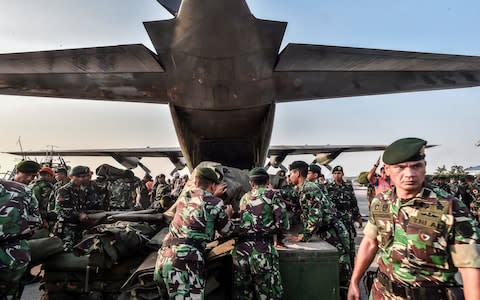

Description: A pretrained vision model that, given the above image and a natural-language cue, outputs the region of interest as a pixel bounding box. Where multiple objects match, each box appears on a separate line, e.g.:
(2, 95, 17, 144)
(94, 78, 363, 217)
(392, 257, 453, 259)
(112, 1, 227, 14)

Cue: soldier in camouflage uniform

(469, 180, 480, 223)
(0, 177, 42, 299)
(327, 165, 362, 267)
(232, 167, 290, 300)
(54, 166, 90, 251)
(154, 168, 234, 299)
(83, 170, 107, 211)
(49, 167, 69, 211)
(348, 138, 480, 300)
(108, 170, 136, 211)
(307, 164, 327, 191)
(153, 174, 174, 211)
(288, 161, 352, 298)
(30, 166, 55, 231)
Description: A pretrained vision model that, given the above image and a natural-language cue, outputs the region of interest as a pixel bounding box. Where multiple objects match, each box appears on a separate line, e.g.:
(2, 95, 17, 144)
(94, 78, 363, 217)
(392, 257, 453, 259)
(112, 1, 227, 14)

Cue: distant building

(465, 165, 480, 175)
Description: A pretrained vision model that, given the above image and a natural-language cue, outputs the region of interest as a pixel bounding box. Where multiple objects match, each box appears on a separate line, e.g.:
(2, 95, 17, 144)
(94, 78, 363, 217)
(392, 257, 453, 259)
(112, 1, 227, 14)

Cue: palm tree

(435, 165, 447, 175)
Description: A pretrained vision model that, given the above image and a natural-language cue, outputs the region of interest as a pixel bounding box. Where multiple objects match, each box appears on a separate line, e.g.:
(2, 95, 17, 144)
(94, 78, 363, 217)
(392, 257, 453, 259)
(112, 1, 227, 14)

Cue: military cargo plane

(1, 0, 479, 170)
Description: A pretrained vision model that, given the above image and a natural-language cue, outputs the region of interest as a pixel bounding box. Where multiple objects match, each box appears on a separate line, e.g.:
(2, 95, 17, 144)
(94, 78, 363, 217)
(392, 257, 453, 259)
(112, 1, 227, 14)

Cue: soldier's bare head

(288, 161, 308, 186)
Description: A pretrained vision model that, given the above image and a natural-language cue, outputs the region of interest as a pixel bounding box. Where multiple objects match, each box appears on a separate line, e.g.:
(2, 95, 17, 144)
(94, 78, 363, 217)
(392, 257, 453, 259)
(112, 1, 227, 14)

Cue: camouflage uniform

(83, 181, 105, 211)
(326, 180, 362, 265)
(297, 180, 352, 291)
(108, 179, 135, 210)
(154, 188, 233, 299)
(49, 180, 68, 212)
(54, 182, 86, 251)
(364, 187, 480, 299)
(0, 180, 42, 299)
(469, 182, 480, 223)
(30, 178, 54, 228)
(280, 184, 301, 228)
(93, 178, 109, 211)
(153, 183, 174, 211)
(232, 187, 290, 300)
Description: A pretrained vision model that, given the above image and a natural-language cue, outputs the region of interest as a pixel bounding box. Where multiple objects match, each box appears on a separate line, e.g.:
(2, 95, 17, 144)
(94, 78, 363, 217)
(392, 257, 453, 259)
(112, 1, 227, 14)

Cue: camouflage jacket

(298, 180, 338, 242)
(469, 182, 480, 222)
(162, 187, 233, 261)
(30, 178, 54, 223)
(83, 181, 108, 211)
(155, 183, 172, 202)
(55, 182, 86, 224)
(236, 187, 290, 253)
(326, 180, 361, 224)
(0, 180, 42, 271)
(108, 179, 134, 210)
(0, 180, 42, 242)
(49, 179, 69, 211)
(364, 186, 480, 287)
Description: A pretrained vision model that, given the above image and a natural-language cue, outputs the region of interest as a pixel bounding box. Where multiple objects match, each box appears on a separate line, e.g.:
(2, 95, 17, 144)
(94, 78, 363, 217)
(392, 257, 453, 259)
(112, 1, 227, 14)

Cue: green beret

(383, 138, 427, 165)
(16, 160, 41, 174)
(70, 166, 90, 177)
(249, 167, 269, 179)
(308, 164, 322, 175)
(332, 165, 344, 173)
(196, 167, 220, 184)
(289, 161, 308, 171)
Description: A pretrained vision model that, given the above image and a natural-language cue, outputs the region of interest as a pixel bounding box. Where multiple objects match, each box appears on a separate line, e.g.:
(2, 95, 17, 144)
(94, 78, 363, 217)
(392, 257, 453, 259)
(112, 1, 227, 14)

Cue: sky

(1, 0, 479, 178)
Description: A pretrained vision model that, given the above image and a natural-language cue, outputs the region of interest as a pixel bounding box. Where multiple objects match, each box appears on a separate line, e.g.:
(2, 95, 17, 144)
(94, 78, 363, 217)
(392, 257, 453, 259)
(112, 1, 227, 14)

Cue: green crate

(278, 241, 339, 300)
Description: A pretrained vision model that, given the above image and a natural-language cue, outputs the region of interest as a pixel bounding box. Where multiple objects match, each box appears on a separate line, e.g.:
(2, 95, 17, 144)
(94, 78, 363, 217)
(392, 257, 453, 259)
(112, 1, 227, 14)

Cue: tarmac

(22, 188, 374, 300)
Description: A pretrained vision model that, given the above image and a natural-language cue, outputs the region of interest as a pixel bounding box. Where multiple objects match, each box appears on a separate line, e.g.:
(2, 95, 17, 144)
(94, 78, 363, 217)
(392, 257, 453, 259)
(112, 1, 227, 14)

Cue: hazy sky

(1, 0, 479, 177)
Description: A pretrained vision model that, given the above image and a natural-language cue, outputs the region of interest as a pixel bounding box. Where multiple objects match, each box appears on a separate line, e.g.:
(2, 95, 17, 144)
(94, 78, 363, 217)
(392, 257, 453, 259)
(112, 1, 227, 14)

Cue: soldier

(469, 179, 480, 223)
(232, 167, 289, 300)
(50, 167, 69, 210)
(153, 174, 174, 211)
(154, 168, 234, 299)
(83, 170, 102, 211)
(367, 157, 393, 195)
(54, 166, 90, 251)
(326, 165, 362, 267)
(307, 164, 326, 191)
(348, 138, 480, 300)
(137, 174, 152, 209)
(93, 175, 109, 211)
(108, 170, 137, 211)
(30, 166, 55, 231)
(13, 160, 40, 185)
(0, 179, 42, 299)
(457, 176, 473, 208)
(436, 175, 452, 194)
(287, 161, 352, 298)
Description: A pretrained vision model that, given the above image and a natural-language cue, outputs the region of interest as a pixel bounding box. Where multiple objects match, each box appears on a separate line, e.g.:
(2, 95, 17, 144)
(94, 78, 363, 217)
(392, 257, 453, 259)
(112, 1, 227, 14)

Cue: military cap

(39, 166, 55, 176)
(332, 165, 344, 173)
(70, 166, 90, 177)
(196, 167, 220, 184)
(383, 138, 427, 165)
(16, 160, 41, 174)
(308, 164, 322, 175)
(249, 167, 269, 179)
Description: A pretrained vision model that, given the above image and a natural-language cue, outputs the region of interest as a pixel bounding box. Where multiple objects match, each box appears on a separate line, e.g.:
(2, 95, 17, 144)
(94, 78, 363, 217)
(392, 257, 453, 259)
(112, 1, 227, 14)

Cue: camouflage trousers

(341, 218, 357, 267)
(369, 279, 405, 300)
(318, 222, 352, 294)
(232, 244, 283, 300)
(0, 240, 31, 300)
(154, 253, 205, 300)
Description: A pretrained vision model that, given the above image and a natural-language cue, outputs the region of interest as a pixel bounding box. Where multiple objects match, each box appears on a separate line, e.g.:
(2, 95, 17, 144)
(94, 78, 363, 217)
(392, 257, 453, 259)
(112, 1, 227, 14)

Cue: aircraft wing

(268, 145, 387, 156)
(274, 44, 480, 102)
(4, 147, 183, 158)
(0, 44, 169, 103)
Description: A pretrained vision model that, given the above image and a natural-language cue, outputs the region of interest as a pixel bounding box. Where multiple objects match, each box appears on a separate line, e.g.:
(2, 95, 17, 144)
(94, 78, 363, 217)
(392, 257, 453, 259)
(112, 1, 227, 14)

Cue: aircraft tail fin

(157, 0, 181, 16)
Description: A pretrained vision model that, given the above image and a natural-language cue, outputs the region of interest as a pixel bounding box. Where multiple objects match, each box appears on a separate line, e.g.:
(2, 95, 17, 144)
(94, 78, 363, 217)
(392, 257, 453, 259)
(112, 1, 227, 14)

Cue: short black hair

(290, 161, 308, 178)
(250, 176, 268, 186)
(196, 176, 215, 190)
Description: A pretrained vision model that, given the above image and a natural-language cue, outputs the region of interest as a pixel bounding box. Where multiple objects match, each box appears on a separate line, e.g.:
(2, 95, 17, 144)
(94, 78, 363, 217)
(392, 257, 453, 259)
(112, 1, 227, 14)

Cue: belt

(377, 272, 456, 300)
(163, 238, 205, 252)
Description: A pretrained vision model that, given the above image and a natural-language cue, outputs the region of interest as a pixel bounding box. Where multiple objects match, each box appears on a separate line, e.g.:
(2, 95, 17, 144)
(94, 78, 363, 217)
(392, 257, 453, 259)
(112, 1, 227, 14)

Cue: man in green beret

(327, 165, 362, 268)
(154, 167, 234, 299)
(232, 167, 289, 300)
(288, 161, 352, 298)
(348, 138, 480, 300)
(14, 160, 41, 185)
(54, 166, 90, 251)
